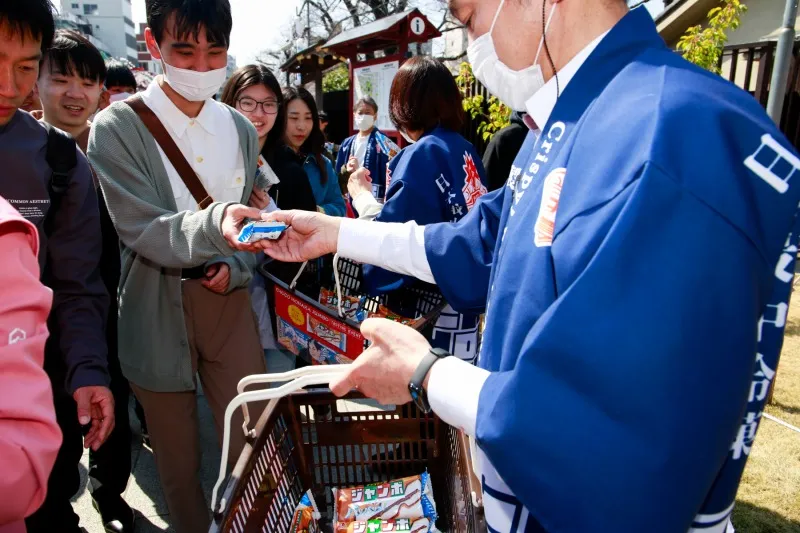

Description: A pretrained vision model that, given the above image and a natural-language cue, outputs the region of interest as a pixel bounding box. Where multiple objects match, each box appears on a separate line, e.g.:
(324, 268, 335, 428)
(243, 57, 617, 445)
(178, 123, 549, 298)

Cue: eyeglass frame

(236, 96, 279, 115)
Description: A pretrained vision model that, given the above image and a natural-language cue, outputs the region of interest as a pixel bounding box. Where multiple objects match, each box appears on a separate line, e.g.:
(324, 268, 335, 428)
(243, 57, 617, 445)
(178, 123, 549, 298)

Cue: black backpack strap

(42, 123, 78, 235)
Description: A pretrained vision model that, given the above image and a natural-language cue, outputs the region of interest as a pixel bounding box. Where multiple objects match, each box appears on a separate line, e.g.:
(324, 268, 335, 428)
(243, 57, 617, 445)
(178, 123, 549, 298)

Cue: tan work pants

(131, 281, 267, 533)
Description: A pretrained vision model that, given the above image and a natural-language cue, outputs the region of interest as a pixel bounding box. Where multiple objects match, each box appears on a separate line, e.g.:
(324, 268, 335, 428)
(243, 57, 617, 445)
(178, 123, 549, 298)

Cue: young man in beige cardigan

(88, 0, 269, 530)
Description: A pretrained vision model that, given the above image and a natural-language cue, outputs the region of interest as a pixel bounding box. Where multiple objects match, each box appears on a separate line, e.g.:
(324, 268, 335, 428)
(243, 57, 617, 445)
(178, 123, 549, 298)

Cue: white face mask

(354, 113, 375, 132)
(400, 129, 416, 144)
(157, 46, 227, 102)
(467, 0, 558, 112)
(109, 91, 133, 104)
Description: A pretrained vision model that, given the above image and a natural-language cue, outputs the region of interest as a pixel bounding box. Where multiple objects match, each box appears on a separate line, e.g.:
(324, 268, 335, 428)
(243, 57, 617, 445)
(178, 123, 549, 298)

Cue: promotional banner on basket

(274, 286, 366, 365)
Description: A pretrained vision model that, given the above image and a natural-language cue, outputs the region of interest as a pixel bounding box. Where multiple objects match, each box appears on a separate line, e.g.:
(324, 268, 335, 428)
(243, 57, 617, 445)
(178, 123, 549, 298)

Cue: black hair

(355, 96, 378, 114)
(282, 86, 329, 185)
(42, 29, 106, 84)
(389, 56, 464, 133)
(105, 60, 137, 90)
(0, 0, 56, 54)
(146, 0, 232, 48)
(220, 64, 284, 162)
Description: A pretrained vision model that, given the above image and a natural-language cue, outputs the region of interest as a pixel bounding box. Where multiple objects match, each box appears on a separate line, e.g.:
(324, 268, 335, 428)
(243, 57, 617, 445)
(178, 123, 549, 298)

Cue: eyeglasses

(237, 96, 279, 114)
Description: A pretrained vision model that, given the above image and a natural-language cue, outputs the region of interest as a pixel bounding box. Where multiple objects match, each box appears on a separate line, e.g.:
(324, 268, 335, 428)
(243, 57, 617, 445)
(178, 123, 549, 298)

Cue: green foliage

(323, 64, 350, 93)
(676, 0, 747, 73)
(455, 62, 511, 142)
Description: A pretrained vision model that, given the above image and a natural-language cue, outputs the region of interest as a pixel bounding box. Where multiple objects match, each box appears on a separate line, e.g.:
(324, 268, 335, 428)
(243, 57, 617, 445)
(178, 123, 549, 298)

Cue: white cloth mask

(157, 46, 227, 102)
(354, 114, 375, 132)
(400, 129, 416, 144)
(467, 0, 558, 111)
(109, 92, 133, 103)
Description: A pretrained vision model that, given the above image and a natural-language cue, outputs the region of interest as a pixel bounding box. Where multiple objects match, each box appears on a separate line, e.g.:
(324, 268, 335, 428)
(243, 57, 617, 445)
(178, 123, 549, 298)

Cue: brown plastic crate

(210, 390, 486, 533)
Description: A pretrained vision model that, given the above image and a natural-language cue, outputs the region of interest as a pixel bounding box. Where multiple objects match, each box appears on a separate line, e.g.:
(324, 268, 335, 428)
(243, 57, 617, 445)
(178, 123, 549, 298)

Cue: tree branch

(437, 50, 467, 62)
(308, 0, 338, 36)
(440, 24, 464, 33)
(342, 0, 361, 26)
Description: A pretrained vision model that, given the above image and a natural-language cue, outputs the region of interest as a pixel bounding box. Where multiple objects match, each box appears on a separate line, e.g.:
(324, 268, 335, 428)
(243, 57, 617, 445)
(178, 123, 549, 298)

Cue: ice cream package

(332, 472, 437, 525)
(335, 518, 434, 533)
(318, 289, 423, 327)
(319, 288, 369, 323)
(236, 221, 287, 243)
(289, 490, 321, 533)
(370, 304, 423, 328)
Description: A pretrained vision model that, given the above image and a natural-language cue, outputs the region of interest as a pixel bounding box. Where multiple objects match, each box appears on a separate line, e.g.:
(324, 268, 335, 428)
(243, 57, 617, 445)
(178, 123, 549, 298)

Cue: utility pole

(766, 0, 798, 125)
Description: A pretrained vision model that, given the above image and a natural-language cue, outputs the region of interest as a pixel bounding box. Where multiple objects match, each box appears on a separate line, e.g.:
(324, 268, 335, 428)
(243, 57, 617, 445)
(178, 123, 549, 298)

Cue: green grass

(732, 295, 800, 532)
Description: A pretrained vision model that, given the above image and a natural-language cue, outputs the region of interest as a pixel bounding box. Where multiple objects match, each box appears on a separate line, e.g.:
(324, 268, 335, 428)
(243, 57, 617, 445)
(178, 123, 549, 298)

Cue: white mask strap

(534, 2, 558, 64)
(488, 0, 507, 36)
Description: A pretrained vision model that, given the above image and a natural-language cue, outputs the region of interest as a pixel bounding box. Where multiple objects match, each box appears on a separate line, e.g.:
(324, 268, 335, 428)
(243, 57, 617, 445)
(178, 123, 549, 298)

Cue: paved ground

(73, 390, 221, 533)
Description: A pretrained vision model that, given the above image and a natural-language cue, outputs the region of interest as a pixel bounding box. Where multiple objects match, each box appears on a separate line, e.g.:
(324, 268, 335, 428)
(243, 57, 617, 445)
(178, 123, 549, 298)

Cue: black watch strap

(409, 348, 450, 413)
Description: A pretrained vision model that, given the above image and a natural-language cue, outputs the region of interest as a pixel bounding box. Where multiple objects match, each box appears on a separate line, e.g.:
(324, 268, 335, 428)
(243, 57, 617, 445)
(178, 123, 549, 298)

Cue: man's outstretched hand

(329, 319, 431, 405)
(73, 386, 115, 451)
(254, 210, 342, 263)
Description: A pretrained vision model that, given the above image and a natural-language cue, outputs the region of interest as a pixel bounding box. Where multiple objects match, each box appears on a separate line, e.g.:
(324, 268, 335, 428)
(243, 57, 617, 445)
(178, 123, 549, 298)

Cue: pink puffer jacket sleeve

(0, 197, 61, 532)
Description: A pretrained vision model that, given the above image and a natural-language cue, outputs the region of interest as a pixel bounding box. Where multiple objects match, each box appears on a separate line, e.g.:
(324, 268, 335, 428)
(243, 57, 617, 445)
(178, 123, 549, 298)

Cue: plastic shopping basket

(260, 255, 445, 365)
(209, 367, 486, 533)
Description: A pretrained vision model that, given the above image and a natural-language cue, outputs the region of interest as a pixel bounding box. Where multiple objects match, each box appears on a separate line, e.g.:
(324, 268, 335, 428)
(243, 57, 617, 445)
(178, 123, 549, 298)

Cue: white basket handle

(237, 366, 348, 438)
(291, 254, 346, 318)
(332, 253, 345, 318)
(289, 260, 309, 290)
(211, 366, 347, 515)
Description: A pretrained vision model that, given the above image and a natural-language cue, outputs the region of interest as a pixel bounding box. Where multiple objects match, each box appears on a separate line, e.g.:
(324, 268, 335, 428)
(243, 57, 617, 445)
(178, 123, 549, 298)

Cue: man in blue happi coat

(251, 0, 800, 531)
(336, 96, 400, 202)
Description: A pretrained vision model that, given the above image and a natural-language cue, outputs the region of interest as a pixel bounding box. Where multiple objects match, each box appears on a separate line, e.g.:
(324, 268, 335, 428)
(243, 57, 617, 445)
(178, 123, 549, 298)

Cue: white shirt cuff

(352, 191, 378, 215)
(337, 218, 435, 284)
(427, 356, 489, 437)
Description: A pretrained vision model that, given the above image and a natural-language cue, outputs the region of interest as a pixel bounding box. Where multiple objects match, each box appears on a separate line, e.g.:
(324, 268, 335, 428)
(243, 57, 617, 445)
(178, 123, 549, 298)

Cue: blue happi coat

(336, 128, 400, 201)
(364, 126, 488, 362)
(423, 8, 800, 533)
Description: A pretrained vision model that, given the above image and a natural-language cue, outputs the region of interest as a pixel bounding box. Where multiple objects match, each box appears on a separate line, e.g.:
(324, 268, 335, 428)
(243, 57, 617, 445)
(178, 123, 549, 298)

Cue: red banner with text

(273, 286, 365, 365)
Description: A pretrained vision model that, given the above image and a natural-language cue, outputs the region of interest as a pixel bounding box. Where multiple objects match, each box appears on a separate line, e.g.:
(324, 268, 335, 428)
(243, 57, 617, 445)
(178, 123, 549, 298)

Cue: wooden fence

(717, 40, 800, 148)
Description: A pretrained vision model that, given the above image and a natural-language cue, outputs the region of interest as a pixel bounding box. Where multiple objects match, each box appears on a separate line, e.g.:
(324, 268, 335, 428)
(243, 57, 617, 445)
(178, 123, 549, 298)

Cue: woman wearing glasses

(221, 64, 317, 213)
(221, 65, 317, 377)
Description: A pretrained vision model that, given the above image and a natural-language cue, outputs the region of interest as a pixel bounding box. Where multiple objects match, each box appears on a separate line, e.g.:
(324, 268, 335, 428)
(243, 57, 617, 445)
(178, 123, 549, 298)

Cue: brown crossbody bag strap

(126, 95, 213, 209)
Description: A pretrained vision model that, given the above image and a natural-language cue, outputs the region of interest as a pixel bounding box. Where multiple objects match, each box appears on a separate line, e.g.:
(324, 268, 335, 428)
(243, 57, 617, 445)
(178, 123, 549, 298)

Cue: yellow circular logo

(288, 305, 305, 327)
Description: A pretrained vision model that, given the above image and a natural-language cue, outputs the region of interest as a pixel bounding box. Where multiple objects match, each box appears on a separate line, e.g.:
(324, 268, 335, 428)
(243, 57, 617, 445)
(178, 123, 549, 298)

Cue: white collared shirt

(524, 30, 609, 131)
(141, 78, 246, 212)
(336, 31, 610, 434)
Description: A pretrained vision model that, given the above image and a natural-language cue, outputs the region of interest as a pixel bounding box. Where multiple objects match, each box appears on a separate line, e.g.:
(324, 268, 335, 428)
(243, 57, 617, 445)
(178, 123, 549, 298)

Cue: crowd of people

(0, 0, 492, 532)
(2, 0, 800, 532)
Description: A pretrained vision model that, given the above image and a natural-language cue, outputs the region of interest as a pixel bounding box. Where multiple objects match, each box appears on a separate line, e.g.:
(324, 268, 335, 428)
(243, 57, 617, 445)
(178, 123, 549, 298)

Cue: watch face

(408, 382, 421, 401)
(408, 382, 430, 413)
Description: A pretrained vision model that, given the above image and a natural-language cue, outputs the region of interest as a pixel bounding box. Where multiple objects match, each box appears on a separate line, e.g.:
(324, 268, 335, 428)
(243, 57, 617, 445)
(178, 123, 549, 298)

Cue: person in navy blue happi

(257, 1, 800, 532)
(336, 96, 400, 203)
(347, 56, 489, 363)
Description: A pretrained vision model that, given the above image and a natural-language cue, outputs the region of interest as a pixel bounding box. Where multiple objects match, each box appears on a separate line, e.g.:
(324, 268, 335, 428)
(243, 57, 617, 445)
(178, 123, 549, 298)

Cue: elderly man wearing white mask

(256, 0, 800, 532)
(336, 96, 400, 204)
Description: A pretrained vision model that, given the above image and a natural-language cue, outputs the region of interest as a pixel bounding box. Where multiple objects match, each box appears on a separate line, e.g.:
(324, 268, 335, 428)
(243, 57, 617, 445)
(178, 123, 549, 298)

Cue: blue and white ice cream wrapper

(237, 221, 287, 243)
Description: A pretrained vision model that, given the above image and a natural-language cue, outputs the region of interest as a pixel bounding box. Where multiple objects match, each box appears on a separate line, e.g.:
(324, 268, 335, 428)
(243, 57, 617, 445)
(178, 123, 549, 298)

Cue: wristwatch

(408, 347, 451, 413)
